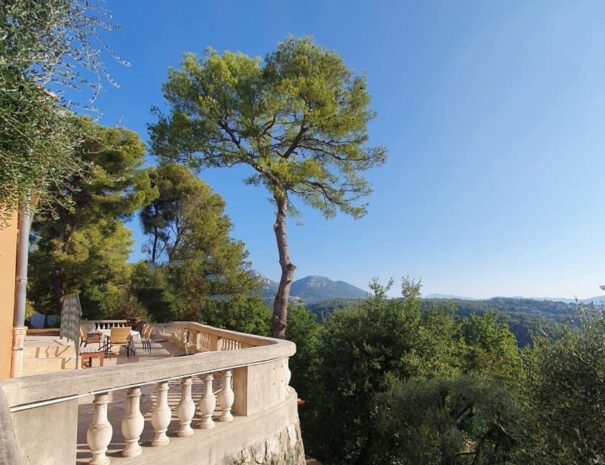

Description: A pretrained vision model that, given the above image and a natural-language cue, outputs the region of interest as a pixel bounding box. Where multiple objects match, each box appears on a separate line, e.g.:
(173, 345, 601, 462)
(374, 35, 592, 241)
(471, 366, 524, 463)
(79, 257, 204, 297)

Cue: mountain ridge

(255, 271, 605, 308)
(255, 273, 367, 305)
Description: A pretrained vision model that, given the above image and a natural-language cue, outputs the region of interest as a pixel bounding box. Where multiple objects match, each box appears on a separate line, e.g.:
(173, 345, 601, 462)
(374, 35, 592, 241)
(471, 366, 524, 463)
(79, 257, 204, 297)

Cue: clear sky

(90, 0, 605, 299)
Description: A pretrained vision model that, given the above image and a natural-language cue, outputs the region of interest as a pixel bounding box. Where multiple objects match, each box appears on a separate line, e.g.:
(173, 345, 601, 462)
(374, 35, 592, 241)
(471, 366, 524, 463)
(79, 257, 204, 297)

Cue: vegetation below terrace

(285, 279, 604, 465)
(308, 295, 586, 346)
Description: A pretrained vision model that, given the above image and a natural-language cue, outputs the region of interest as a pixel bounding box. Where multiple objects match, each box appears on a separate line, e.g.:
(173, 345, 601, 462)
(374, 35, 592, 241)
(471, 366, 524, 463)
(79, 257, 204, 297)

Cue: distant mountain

(290, 276, 368, 304)
(254, 272, 367, 305)
(426, 294, 605, 305)
(579, 295, 605, 305)
(250, 271, 279, 303)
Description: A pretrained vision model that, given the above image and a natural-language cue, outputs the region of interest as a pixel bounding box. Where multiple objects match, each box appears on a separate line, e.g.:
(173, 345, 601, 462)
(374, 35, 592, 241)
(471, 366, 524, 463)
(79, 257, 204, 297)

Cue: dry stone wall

(222, 422, 305, 465)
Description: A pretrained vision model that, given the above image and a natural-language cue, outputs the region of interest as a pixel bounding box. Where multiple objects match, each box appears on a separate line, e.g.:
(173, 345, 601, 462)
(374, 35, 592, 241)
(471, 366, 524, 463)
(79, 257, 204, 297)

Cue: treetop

(150, 36, 386, 219)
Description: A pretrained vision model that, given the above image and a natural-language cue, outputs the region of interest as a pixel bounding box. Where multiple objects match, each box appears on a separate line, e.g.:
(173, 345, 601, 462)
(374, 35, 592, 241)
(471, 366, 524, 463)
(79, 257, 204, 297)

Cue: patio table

(96, 329, 141, 343)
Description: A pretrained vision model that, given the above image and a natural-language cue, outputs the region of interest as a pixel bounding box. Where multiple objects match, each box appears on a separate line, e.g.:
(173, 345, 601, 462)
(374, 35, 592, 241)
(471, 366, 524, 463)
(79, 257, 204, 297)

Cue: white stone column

(87, 393, 112, 465)
(218, 370, 234, 422)
(151, 381, 171, 446)
(197, 373, 216, 429)
(121, 387, 144, 457)
(177, 377, 195, 436)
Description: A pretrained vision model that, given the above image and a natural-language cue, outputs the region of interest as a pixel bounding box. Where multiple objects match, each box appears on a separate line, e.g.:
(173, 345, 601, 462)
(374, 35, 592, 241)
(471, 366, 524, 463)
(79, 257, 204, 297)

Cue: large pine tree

(134, 163, 258, 322)
(150, 37, 386, 337)
(29, 118, 154, 318)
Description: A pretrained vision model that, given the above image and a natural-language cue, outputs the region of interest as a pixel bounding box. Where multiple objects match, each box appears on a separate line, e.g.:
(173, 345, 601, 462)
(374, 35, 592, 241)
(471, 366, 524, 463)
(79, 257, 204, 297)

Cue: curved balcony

(0, 323, 304, 465)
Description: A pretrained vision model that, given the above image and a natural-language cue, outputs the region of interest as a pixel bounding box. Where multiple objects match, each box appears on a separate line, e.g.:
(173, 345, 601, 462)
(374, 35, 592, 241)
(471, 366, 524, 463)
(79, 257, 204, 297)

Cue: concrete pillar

(10, 327, 26, 378)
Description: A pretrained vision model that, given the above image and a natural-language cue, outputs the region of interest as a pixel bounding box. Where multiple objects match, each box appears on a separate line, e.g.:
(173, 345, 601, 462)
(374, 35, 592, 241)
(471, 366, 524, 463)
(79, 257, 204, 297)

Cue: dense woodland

(289, 280, 604, 465)
(308, 296, 575, 347)
(2, 3, 604, 464)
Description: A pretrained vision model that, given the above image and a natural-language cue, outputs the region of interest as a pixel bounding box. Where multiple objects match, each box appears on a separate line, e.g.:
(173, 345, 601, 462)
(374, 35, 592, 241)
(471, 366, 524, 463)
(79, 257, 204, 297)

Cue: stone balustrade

(157, 322, 261, 353)
(83, 320, 131, 331)
(0, 322, 301, 465)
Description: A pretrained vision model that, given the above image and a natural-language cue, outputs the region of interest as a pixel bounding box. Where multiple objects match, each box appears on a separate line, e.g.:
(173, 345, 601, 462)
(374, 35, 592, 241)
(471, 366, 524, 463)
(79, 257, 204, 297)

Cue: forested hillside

(307, 296, 589, 346)
(289, 279, 605, 465)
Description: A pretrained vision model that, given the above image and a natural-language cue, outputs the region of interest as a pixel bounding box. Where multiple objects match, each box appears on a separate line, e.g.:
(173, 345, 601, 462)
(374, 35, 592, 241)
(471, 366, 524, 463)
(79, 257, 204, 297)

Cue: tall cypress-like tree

(29, 118, 154, 318)
(150, 37, 386, 337)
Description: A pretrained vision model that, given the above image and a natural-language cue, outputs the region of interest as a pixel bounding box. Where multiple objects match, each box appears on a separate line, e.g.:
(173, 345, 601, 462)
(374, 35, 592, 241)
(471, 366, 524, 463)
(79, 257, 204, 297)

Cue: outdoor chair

(107, 327, 135, 358)
(79, 326, 103, 350)
(142, 324, 153, 353)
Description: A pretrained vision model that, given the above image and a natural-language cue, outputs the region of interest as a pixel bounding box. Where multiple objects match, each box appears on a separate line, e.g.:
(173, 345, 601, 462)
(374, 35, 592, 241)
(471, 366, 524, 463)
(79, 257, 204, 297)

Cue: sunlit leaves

(149, 36, 386, 218)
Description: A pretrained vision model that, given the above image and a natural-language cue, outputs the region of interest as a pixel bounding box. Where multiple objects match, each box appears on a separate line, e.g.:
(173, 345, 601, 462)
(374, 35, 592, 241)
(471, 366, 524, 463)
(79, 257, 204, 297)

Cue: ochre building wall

(0, 218, 18, 379)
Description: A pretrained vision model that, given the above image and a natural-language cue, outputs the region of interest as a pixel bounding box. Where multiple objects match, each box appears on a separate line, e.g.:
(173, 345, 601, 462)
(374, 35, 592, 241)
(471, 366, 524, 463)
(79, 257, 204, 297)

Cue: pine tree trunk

(272, 196, 295, 338)
(151, 225, 158, 265)
(53, 265, 64, 314)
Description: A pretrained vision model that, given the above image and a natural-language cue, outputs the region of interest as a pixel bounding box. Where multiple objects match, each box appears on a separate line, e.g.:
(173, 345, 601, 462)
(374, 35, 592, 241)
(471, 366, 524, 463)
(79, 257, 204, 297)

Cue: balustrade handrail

(83, 319, 130, 330)
(160, 321, 274, 347)
(0, 321, 295, 411)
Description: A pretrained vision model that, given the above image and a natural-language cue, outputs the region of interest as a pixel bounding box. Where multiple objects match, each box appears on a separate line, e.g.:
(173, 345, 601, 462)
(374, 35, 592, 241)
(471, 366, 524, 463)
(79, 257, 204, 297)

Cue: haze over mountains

(256, 272, 605, 306)
(425, 293, 605, 305)
(255, 273, 605, 346)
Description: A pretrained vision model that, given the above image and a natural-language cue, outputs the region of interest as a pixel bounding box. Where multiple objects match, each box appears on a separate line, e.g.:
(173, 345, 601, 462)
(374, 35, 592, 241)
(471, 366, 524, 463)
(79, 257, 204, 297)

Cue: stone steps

(22, 337, 78, 374)
(23, 344, 75, 359)
(22, 356, 76, 374)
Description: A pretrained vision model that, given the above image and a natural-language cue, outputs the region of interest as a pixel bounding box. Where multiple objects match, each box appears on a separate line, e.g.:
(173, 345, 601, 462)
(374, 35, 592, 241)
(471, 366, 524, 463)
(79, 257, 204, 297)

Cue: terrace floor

(23, 336, 184, 375)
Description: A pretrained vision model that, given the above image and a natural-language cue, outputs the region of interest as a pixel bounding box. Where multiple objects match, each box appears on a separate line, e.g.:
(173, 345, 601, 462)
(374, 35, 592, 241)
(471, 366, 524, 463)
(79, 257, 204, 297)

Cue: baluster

(197, 373, 216, 429)
(121, 387, 144, 457)
(151, 381, 171, 446)
(218, 370, 234, 422)
(87, 393, 112, 465)
(177, 377, 195, 436)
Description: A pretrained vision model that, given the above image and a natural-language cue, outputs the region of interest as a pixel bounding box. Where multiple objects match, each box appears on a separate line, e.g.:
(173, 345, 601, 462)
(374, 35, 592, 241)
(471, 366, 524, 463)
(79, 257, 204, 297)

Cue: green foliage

(304, 279, 464, 464)
(150, 36, 386, 337)
(519, 309, 605, 465)
(203, 297, 272, 336)
(424, 297, 574, 346)
(0, 0, 122, 213)
(460, 313, 522, 382)
(299, 279, 527, 465)
(285, 305, 320, 400)
(309, 296, 569, 346)
(0, 79, 81, 216)
(141, 163, 248, 269)
(134, 163, 259, 323)
(150, 36, 386, 217)
(373, 375, 522, 465)
(297, 281, 604, 465)
(29, 118, 153, 318)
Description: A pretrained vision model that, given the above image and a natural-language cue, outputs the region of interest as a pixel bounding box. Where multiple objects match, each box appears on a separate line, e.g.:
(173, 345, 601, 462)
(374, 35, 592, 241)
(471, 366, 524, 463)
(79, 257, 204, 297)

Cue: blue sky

(90, 0, 605, 299)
